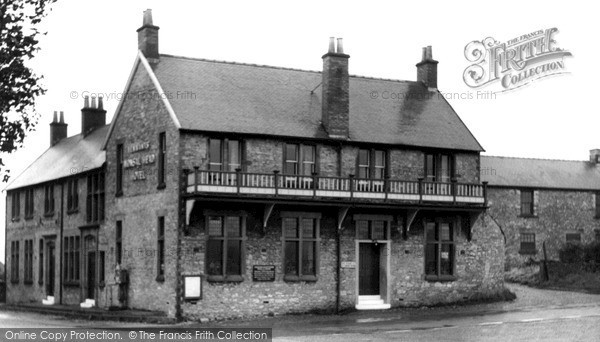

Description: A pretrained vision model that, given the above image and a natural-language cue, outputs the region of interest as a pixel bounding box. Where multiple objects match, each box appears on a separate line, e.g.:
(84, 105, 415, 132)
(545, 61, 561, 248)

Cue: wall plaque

(252, 265, 276, 282)
(341, 261, 356, 269)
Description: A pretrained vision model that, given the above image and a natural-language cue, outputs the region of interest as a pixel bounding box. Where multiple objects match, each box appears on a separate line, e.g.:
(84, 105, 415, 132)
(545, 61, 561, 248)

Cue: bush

(559, 242, 600, 264)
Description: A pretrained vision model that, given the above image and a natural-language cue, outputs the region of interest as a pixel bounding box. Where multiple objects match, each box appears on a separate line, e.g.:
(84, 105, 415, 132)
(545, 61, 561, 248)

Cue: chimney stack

(590, 149, 600, 163)
(81, 95, 106, 137)
(416, 45, 438, 89)
(49, 111, 68, 146)
(321, 37, 350, 139)
(137, 9, 160, 62)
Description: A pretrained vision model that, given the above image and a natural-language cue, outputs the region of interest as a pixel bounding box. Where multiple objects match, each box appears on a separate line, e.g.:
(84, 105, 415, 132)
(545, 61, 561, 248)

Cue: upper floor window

(86, 172, 105, 223)
(44, 184, 55, 216)
(67, 178, 79, 213)
(425, 220, 455, 281)
(356, 220, 389, 240)
(425, 153, 453, 183)
(116, 143, 124, 196)
(566, 233, 581, 244)
(206, 214, 246, 282)
(282, 212, 320, 282)
(595, 192, 600, 218)
(520, 189, 534, 216)
(519, 233, 536, 254)
(284, 144, 316, 176)
(116, 221, 123, 265)
(209, 138, 243, 172)
(63, 236, 80, 283)
(157, 132, 166, 188)
(11, 191, 20, 220)
(357, 149, 386, 179)
(24, 188, 34, 219)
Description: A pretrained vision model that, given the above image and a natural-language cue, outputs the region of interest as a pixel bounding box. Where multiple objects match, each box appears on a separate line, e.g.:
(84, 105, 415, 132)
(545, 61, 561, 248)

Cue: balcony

(184, 169, 487, 205)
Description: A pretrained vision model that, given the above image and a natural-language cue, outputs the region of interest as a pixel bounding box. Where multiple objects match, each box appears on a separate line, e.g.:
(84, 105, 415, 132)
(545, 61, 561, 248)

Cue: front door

(359, 243, 380, 295)
(46, 242, 55, 296)
(87, 251, 96, 299)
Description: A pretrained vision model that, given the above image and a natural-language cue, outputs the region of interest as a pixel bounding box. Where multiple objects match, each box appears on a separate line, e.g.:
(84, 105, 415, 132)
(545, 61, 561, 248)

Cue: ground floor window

(38, 239, 44, 284)
(63, 236, 80, 284)
(519, 233, 536, 254)
(425, 220, 455, 281)
(206, 214, 246, 282)
(10, 241, 19, 283)
(24, 240, 33, 284)
(281, 212, 321, 281)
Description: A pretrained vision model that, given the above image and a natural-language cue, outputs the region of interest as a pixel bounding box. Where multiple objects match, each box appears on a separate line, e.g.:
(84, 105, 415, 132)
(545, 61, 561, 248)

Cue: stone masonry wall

(487, 187, 600, 268)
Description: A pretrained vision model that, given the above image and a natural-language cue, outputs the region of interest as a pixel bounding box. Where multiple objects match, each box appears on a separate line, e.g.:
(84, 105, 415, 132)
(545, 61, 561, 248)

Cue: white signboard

(184, 275, 201, 300)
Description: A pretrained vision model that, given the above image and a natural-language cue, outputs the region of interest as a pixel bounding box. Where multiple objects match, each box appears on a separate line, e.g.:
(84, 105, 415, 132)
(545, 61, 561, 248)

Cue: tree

(0, 0, 56, 183)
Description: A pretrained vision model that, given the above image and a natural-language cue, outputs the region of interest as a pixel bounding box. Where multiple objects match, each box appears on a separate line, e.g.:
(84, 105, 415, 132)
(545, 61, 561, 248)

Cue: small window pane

(228, 140, 240, 171)
(358, 150, 370, 178)
(301, 219, 315, 238)
(208, 217, 223, 236)
(226, 240, 241, 275)
(285, 241, 299, 276)
(425, 243, 438, 275)
(440, 223, 452, 241)
(209, 140, 222, 170)
(207, 240, 223, 275)
(439, 155, 450, 182)
(440, 244, 454, 275)
(426, 154, 435, 181)
(357, 221, 369, 239)
(302, 145, 315, 162)
(302, 241, 316, 276)
(225, 217, 241, 237)
(372, 221, 385, 240)
(283, 218, 298, 238)
(426, 222, 437, 241)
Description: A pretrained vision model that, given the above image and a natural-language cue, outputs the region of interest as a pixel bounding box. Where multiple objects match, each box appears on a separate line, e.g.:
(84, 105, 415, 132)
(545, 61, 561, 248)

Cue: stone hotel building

(3, 10, 505, 320)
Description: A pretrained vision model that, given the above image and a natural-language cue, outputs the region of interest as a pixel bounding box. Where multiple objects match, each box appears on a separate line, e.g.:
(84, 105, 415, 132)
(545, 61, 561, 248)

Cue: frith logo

(463, 28, 572, 92)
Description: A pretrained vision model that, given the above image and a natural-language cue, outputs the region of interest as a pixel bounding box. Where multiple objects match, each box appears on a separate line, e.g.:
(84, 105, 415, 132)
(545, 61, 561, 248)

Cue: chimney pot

(50, 110, 68, 146)
(328, 37, 335, 53)
(59, 111, 64, 123)
(91, 96, 97, 109)
(98, 96, 104, 110)
(336, 38, 344, 54)
(590, 149, 600, 163)
(84, 96, 90, 108)
(81, 95, 106, 137)
(142, 8, 154, 26)
(52, 111, 58, 123)
(416, 45, 438, 89)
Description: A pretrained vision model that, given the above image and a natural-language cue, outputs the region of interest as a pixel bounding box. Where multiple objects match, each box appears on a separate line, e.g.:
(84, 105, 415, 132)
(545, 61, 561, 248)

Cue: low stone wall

(546, 261, 600, 280)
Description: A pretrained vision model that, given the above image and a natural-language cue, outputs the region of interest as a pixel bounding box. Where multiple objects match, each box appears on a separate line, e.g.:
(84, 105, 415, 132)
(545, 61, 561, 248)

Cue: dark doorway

(46, 242, 55, 296)
(87, 251, 96, 299)
(359, 243, 380, 295)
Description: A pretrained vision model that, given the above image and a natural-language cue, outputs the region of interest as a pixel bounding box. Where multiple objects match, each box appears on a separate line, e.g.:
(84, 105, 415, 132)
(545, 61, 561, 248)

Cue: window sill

(283, 275, 317, 282)
(66, 209, 79, 215)
(518, 215, 538, 219)
(43, 212, 55, 218)
(207, 275, 244, 283)
(10, 280, 19, 284)
(11, 217, 20, 222)
(425, 275, 456, 282)
(63, 281, 80, 287)
(157, 183, 166, 190)
(519, 249, 537, 255)
(24, 280, 33, 285)
(24, 216, 34, 221)
(156, 275, 165, 283)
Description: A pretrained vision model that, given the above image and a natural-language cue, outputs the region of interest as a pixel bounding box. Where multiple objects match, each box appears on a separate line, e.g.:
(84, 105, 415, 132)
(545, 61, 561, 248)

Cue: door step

(80, 298, 96, 308)
(355, 295, 391, 310)
(42, 296, 55, 305)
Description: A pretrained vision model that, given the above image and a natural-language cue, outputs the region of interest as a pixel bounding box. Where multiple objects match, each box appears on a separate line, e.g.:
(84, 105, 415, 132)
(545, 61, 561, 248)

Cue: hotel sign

(252, 265, 276, 282)
(124, 141, 155, 181)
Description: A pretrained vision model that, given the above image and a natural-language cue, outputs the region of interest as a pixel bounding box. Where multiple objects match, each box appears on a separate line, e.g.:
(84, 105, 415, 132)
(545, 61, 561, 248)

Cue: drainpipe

(336, 227, 341, 313)
(4, 193, 8, 300)
(59, 182, 64, 304)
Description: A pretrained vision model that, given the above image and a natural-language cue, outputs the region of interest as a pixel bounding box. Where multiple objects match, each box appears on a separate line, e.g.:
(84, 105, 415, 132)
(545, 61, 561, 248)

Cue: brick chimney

(49, 111, 67, 146)
(321, 37, 350, 139)
(137, 9, 159, 62)
(590, 149, 600, 163)
(416, 46, 438, 89)
(81, 95, 106, 137)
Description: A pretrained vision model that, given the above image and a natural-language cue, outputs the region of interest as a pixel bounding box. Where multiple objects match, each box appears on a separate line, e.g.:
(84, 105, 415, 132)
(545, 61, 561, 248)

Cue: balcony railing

(184, 169, 487, 205)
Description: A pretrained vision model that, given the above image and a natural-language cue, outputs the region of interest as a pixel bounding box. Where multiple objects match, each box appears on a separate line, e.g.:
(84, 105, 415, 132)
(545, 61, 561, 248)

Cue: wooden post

(312, 172, 318, 198)
(235, 168, 242, 194)
(542, 240, 549, 282)
(418, 177, 424, 203)
(349, 174, 355, 199)
(452, 178, 457, 204)
(482, 181, 488, 206)
(273, 170, 280, 196)
(193, 166, 199, 193)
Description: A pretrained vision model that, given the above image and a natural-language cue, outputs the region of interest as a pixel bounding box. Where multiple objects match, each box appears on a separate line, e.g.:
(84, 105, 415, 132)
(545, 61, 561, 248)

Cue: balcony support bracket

(403, 209, 419, 240)
(263, 203, 275, 234)
(337, 206, 350, 232)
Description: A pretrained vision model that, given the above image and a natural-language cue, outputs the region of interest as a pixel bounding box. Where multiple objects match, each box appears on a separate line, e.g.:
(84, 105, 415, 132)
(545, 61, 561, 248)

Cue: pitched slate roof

(481, 155, 600, 190)
(152, 54, 484, 152)
(5, 125, 108, 191)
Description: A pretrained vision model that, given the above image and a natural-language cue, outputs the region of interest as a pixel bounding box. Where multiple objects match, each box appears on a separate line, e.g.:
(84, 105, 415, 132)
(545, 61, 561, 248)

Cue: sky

(1, 0, 598, 262)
